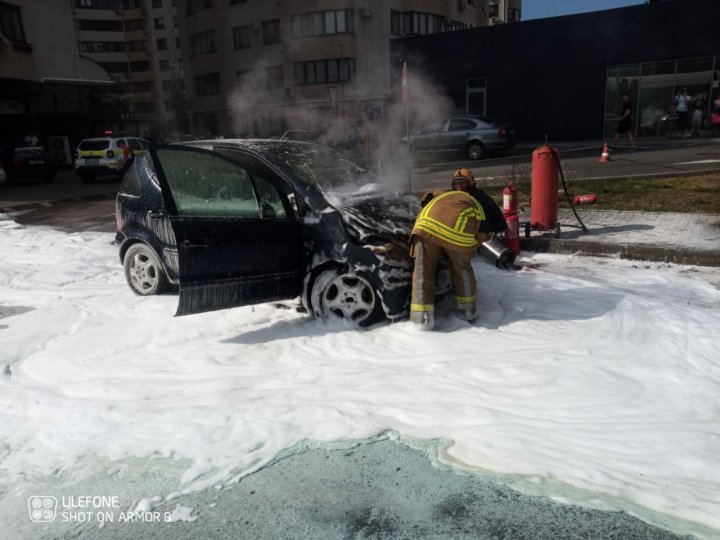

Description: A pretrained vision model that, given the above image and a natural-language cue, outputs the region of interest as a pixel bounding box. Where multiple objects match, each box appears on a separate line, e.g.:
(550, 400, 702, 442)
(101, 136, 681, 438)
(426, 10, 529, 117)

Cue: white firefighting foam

(0, 216, 719, 538)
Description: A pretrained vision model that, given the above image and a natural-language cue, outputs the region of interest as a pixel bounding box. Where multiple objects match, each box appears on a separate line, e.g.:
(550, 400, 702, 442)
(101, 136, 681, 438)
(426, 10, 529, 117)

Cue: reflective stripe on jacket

(412, 190, 485, 252)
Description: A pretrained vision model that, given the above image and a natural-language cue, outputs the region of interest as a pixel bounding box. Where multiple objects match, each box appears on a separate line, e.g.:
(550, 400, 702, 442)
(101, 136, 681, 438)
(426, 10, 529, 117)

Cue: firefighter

(409, 169, 488, 330)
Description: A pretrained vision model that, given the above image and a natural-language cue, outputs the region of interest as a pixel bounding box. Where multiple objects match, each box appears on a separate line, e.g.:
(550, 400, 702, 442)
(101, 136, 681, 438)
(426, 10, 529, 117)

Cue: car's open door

(150, 145, 303, 316)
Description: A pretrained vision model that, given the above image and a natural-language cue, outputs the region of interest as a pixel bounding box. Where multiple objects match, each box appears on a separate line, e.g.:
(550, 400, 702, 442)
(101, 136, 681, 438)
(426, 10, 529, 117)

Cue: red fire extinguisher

(502, 180, 520, 255)
(530, 145, 560, 231)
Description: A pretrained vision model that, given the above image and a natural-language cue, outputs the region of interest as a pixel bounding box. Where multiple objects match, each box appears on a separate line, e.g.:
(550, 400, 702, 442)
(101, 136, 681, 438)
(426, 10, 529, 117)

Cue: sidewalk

(522, 208, 720, 267)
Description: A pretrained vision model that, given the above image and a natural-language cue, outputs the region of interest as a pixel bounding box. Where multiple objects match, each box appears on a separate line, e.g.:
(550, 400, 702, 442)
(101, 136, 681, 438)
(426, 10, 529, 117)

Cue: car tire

(123, 243, 168, 296)
(309, 266, 385, 327)
(465, 141, 486, 160)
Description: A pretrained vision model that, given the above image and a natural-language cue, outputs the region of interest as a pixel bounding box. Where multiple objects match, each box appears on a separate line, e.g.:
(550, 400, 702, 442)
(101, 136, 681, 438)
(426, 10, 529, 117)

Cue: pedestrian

(711, 94, 720, 138)
(409, 168, 488, 330)
(23, 131, 40, 146)
(611, 92, 635, 148)
(675, 87, 692, 138)
(691, 101, 703, 137)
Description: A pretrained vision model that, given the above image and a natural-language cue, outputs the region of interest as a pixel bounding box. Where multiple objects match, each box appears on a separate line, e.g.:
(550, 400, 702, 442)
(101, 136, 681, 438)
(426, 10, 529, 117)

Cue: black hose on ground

(551, 147, 588, 232)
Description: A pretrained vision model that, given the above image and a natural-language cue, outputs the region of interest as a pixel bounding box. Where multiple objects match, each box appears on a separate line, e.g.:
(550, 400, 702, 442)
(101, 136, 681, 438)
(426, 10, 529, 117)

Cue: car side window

(157, 148, 259, 218)
(448, 119, 477, 131)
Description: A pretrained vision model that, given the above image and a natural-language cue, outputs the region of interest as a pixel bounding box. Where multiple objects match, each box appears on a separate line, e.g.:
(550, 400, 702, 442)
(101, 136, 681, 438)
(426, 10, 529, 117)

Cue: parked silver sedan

(409, 116, 516, 160)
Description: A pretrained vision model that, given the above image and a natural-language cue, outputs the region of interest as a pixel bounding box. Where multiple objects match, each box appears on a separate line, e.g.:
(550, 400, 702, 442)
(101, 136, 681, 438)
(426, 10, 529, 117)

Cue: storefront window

(605, 56, 718, 138)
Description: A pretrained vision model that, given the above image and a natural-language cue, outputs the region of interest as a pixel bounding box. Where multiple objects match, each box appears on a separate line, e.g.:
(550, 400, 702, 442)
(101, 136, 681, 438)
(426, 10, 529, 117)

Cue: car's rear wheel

(310, 267, 385, 326)
(465, 141, 486, 160)
(123, 243, 168, 296)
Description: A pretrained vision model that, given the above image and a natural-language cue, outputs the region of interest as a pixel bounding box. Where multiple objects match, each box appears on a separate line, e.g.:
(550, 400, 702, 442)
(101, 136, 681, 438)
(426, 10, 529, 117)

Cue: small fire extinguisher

(502, 180, 520, 255)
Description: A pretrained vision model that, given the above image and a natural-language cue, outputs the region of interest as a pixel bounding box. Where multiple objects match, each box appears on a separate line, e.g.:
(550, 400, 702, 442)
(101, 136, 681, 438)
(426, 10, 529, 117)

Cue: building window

(402, 12, 444, 36)
(390, 10, 401, 36)
(187, 0, 212, 15)
(176, 37, 181, 48)
(190, 30, 216, 56)
(159, 59, 170, 71)
(229, 0, 246, 4)
(77, 19, 123, 31)
(127, 39, 148, 51)
(156, 38, 167, 50)
(265, 65, 283, 89)
(232, 25, 251, 49)
(130, 61, 150, 72)
(124, 18, 145, 31)
(508, 8, 521, 22)
(294, 58, 355, 85)
(0, 2, 26, 43)
(154, 17, 165, 29)
(152, 0, 163, 7)
(262, 19, 280, 45)
(161, 79, 174, 91)
(489, 4, 499, 18)
(290, 9, 354, 38)
(122, 0, 141, 7)
(195, 73, 221, 96)
(75, 0, 121, 8)
(80, 41, 127, 52)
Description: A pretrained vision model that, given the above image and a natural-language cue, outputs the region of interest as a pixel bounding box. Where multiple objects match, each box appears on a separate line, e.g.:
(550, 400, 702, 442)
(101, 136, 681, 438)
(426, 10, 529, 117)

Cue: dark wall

(390, 0, 719, 141)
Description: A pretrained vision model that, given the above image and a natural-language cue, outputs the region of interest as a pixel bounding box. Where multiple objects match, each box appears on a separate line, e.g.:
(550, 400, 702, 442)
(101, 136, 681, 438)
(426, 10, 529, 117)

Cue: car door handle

(147, 211, 163, 219)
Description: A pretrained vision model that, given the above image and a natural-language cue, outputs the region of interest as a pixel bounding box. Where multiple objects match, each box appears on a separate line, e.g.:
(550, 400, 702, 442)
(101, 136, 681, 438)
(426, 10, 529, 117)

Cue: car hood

(339, 194, 420, 244)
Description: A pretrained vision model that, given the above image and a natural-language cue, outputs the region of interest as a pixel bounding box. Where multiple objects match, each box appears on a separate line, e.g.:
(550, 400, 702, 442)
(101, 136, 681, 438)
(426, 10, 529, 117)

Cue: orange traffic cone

(598, 142, 611, 163)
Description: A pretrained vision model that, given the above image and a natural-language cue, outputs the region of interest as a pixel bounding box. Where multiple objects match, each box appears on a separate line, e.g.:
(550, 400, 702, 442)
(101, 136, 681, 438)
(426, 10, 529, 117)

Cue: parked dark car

(115, 140, 450, 326)
(3, 146, 55, 183)
(409, 116, 516, 160)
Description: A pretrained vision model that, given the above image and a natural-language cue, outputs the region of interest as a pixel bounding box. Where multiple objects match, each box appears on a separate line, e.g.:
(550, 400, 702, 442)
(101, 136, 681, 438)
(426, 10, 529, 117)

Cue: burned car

(115, 140, 449, 325)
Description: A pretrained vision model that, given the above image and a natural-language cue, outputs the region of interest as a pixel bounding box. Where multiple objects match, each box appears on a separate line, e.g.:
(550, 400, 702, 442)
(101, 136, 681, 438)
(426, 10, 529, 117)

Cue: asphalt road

(1, 137, 718, 233)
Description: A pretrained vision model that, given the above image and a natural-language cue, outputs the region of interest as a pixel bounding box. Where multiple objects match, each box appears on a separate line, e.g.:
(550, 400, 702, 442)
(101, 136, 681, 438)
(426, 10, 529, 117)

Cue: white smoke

(226, 52, 455, 195)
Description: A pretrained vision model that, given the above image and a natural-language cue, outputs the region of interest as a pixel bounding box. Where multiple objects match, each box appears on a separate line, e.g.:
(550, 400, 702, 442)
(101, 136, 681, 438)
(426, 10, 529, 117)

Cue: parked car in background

(409, 116, 516, 160)
(115, 140, 451, 326)
(1, 146, 55, 183)
(74, 136, 149, 182)
(0, 161, 6, 185)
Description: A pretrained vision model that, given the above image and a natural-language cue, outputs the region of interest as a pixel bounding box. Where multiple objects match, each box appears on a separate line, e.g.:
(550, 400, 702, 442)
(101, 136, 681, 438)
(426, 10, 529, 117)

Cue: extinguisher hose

(551, 148, 588, 232)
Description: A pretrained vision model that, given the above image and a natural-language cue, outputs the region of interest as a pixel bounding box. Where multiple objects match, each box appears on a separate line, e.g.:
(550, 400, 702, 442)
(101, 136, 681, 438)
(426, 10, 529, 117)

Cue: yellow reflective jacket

(411, 190, 486, 253)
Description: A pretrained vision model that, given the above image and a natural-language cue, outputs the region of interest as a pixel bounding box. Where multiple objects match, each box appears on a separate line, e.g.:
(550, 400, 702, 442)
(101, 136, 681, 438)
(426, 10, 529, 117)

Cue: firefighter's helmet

(451, 168, 476, 189)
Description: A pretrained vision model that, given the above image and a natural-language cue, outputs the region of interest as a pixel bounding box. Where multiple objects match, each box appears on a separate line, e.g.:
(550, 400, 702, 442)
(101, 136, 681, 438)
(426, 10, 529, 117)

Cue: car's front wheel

(310, 267, 385, 326)
(465, 141, 486, 160)
(123, 243, 168, 296)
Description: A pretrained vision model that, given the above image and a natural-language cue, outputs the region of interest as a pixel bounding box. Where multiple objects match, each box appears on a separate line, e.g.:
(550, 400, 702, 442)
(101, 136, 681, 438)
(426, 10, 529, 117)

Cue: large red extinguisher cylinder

(504, 211, 520, 255)
(530, 145, 559, 231)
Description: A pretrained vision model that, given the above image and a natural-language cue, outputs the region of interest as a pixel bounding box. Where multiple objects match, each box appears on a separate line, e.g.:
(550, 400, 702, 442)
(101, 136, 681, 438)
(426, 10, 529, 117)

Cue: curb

(522, 237, 720, 267)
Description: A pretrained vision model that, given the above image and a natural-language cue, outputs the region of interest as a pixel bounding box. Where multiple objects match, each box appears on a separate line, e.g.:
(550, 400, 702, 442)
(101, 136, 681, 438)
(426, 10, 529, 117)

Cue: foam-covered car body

(115, 140, 449, 325)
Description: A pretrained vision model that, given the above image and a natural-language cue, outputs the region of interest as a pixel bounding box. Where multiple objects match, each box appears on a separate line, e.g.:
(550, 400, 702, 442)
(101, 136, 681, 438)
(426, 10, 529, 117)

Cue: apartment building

(0, 0, 110, 157)
(73, 0, 184, 137)
(178, 0, 502, 138)
(488, 0, 521, 24)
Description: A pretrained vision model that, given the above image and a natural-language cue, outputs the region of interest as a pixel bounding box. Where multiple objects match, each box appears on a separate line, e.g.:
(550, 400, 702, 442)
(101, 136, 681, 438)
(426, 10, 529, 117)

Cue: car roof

(175, 138, 318, 154)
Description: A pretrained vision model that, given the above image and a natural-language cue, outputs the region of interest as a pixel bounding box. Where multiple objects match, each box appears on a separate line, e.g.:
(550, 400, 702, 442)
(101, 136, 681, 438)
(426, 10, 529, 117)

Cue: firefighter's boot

(455, 301, 477, 323)
(410, 308, 435, 330)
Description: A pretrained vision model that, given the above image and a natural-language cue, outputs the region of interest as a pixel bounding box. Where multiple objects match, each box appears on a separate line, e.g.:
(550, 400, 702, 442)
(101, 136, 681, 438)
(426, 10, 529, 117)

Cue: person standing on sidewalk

(612, 92, 635, 148)
(675, 87, 692, 138)
(409, 170, 487, 330)
(711, 94, 720, 137)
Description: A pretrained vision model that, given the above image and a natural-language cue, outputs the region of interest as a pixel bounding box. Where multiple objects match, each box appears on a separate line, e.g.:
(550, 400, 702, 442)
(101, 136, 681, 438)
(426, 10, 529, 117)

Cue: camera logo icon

(28, 496, 57, 522)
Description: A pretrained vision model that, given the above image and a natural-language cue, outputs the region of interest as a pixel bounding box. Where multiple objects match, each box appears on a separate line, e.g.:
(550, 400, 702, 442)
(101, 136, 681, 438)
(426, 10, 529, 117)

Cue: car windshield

(79, 140, 110, 151)
(14, 148, 45, 158)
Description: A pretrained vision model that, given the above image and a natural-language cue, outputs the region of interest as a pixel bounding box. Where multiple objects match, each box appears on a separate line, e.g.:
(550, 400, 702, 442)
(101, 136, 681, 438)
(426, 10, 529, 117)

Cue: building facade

(390, 0, 719, 141)
(72, 0, 185, 138)
(177, 0, 509, 138)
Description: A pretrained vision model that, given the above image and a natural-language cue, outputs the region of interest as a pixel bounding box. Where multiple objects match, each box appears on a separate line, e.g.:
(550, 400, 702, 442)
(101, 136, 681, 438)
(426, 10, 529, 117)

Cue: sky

(1, 214, 719, 538)
(523, 0, 645, 20)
